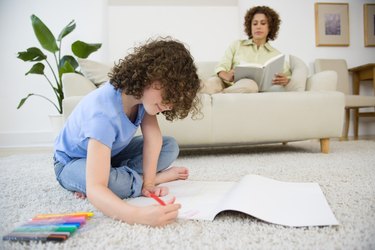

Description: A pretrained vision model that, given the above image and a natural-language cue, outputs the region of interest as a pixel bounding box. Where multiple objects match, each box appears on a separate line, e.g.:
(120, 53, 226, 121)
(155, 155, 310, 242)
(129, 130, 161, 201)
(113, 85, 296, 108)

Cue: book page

(261, 54, 285, 91)
(233, 54, 284, 90)
(126, 180, 236, 221)
(126, 175, 338, 227)
(217, 175, 339, 227)
(234, 64, 263, 83)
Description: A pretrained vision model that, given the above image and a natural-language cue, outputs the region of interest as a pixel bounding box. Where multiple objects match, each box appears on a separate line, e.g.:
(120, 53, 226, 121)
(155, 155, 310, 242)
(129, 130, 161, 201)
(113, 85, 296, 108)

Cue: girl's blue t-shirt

(54, 82, 145, 165)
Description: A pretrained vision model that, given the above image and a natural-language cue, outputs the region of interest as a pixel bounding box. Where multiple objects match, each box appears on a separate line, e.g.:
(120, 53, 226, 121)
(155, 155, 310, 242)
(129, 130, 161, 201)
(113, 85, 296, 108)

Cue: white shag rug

(0, 140, 374, 250)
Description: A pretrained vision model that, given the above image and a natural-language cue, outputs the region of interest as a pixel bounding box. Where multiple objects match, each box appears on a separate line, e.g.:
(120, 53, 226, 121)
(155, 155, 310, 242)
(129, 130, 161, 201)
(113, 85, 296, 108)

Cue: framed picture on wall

(314, 3, 349, 46)
(364, 3, 375, 47)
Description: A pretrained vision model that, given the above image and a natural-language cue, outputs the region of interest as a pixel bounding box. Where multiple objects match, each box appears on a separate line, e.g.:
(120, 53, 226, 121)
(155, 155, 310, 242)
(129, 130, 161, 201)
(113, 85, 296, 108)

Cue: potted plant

(17, 14, 101, 132)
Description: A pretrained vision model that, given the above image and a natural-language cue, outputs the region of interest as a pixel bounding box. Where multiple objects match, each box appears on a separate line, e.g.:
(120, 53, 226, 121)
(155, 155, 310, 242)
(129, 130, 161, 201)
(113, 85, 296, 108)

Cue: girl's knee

(108, 167, 143, 199)
(56, 159, 87, 194)
(155, 137, 179, 173)
(162, 136, 179, 159)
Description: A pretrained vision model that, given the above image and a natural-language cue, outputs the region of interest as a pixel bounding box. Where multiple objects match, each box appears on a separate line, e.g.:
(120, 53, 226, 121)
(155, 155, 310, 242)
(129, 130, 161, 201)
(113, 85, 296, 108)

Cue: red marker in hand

(150, 193, 166, 206)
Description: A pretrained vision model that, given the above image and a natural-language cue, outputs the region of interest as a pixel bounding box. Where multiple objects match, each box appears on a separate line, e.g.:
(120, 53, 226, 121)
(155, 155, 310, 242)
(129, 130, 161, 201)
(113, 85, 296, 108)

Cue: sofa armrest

(62, 73, 97, 98)
(306, 70, 337, 91)
(63, 96, 84, 120)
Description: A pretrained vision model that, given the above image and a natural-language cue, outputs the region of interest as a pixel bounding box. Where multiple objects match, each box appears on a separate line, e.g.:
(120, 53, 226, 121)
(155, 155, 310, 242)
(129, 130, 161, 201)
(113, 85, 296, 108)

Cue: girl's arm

(86, 138, 180, 226)
(140, 113, 166, 196)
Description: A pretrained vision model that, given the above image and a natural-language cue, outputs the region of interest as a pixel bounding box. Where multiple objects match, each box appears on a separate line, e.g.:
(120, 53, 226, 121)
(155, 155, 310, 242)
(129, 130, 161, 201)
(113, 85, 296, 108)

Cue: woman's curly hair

(109, 37, 201, 121)
(244, 6, 281, 41)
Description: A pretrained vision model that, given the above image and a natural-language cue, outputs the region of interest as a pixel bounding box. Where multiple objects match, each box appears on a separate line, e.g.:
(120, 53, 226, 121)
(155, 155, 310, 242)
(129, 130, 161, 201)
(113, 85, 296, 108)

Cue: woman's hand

(218, 70, 235, 82)
(272, 73, 289, 86)
(142, 184, 169, 197)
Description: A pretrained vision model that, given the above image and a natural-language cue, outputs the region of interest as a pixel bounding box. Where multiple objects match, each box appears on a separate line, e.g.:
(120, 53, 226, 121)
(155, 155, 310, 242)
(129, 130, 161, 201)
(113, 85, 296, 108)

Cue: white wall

(0, 0, 108, 147)
(107, 5, 240, 62)
(0, 0, 374, 147)
(239, 0, 375, 69)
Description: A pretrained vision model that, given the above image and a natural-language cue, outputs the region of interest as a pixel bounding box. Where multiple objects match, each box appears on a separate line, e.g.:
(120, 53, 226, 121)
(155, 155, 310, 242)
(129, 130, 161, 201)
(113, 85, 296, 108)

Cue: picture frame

(314, 3, 349, 46)
(364, 3, 375, 47)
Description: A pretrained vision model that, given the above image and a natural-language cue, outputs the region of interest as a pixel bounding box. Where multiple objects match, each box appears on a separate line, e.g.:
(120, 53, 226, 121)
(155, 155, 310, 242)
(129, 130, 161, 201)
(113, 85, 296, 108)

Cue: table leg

(352, 72, 360, 95)
(341, 108, 350, 140)
(353, 108, 359, 140)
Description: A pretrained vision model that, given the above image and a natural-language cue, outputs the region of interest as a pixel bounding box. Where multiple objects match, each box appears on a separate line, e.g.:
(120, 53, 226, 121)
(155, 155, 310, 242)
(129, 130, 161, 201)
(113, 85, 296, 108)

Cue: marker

(25, 221, 82, 228)
(31, 216, 87, 224)
(33, 212, 94, 219)
(14, 225, 78, 233)
(150, 193, 166, 206)
(3, 232, 70, 242)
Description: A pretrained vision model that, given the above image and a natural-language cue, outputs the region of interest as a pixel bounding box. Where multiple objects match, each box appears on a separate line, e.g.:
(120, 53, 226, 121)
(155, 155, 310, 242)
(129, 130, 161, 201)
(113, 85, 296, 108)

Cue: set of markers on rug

(2, 212, 93, 242)
(3, 195, 163, 243)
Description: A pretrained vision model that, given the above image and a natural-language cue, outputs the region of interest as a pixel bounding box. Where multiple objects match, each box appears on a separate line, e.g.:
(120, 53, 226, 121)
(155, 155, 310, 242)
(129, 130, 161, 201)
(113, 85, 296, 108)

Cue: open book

(127, 175, 339, 227)
(234, 54, 285, 91)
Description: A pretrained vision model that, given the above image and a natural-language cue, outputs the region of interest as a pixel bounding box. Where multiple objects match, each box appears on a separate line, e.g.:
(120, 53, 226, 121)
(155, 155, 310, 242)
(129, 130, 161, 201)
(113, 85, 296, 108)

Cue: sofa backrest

(196, 62, 217, 80)
(63, 56, 310, 99)
(76, 59, 218, 85)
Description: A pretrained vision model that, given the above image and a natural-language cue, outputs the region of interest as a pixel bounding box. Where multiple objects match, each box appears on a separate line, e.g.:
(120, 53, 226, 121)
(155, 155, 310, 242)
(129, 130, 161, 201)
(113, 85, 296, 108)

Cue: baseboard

(0, 131, 374, 149)
(0, 131, 55, 148)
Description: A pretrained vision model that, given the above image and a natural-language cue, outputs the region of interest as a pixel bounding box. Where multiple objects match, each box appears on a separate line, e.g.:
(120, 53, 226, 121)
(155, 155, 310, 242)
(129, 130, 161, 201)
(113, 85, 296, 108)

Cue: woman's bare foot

(74, 192, 87, 199)
(155, 166, 189, 184)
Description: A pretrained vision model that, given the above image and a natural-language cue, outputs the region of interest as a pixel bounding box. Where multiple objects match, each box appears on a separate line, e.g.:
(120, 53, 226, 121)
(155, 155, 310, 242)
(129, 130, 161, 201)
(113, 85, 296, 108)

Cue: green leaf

(59, 61, 75, 78)
(17, 94, 34, 109)
(31, 14, 58, 53)
(25, 63, 45, 75)
(17, 47, 47, 61)
(59, 55, 78, 70)
(57, 20, 76, 41)
(72, 41, 102, 59)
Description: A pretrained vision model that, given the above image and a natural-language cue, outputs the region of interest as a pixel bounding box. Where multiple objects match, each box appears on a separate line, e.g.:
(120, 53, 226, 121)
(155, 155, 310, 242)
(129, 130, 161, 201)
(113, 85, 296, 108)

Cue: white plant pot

(49, 114, 64, 138)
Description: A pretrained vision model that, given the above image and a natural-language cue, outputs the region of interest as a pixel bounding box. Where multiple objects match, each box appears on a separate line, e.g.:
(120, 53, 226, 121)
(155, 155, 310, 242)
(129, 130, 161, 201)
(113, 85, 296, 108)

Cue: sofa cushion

(306, 70, 337, 91)
(285, 55, 308, 92)
(78, 58, 112, 86)
(62, 73, 97, 97)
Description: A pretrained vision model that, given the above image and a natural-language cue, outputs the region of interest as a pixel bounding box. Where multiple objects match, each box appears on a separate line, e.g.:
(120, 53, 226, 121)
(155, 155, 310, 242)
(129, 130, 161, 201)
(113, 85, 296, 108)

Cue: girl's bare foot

(155, 166, 189, 184)
(74, 192, 87, 199)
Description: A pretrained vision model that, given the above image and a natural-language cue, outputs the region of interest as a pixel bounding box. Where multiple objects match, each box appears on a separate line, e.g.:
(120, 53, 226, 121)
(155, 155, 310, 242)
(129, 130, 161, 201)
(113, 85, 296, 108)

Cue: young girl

(53, 38, 200, 227)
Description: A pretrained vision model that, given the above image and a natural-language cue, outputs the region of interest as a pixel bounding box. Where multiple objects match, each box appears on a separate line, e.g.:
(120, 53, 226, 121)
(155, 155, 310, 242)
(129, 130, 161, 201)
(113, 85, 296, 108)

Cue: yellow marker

(34, 212, 94, 219)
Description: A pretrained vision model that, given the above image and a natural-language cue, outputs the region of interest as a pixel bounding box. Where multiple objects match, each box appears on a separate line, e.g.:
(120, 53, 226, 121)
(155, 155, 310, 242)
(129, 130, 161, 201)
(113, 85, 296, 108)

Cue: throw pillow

(285, 55, 308, 92)
(77, 58, 112, 86)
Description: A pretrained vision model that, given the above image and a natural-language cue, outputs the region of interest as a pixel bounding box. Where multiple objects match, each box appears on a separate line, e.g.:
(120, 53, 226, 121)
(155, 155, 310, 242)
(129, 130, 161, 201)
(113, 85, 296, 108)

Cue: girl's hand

(137, 200, 180, 227)
(272, 73, 289, 86)
(142, 185, 169, 197)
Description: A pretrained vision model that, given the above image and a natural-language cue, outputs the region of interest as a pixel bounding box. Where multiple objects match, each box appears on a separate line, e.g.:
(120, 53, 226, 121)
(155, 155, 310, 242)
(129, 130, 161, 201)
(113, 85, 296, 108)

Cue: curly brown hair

(244, 6, 281, 41)
(109, 37, 201, 121)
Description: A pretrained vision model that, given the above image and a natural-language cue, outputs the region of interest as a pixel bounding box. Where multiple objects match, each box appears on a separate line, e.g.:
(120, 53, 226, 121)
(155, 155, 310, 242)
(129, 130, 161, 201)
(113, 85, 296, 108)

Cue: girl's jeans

(54, 136, 179, 199)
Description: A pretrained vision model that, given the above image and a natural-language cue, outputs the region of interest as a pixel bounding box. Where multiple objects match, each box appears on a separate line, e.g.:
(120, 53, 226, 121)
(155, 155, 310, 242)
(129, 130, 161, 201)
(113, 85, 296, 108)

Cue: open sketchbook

(234, 54, 284, 91)
(127, 175, 339, 227)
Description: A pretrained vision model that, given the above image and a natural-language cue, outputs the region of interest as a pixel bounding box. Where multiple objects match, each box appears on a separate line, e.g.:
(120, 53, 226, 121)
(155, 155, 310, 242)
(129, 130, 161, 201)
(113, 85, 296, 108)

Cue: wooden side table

(348, 63, 375, 138)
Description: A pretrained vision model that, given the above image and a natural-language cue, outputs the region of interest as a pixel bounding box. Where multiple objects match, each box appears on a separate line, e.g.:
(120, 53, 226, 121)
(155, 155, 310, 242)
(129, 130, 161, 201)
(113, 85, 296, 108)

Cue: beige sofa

(62, 56, 345, 153)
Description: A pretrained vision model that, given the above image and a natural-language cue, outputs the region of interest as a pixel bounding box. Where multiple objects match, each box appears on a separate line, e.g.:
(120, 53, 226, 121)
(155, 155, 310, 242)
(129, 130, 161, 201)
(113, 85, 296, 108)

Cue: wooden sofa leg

(320, 138, 330, 154)
(340, 109, 350, 141)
